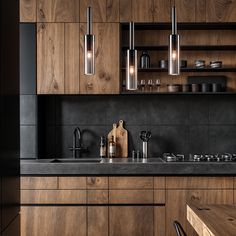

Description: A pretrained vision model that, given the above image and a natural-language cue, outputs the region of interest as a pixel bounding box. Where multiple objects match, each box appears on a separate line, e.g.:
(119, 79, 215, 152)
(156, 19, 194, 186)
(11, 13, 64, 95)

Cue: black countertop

(21, 158, 236, 176)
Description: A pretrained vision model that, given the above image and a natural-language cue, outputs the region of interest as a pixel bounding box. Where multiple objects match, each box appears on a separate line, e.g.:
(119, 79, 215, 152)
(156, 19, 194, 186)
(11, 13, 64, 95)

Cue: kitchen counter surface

(21, 158, 236, 175)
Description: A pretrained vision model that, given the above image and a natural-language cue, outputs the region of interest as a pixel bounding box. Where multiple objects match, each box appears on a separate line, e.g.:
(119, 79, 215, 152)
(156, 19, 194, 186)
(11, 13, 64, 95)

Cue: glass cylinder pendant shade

(126, 22, 138, 90)
(84, 6, 95, 75)
(168, 6, 180, 76)
(168, 34, 180, 75)
(126, 49, 138, 90)
(84, 34, 95, 75)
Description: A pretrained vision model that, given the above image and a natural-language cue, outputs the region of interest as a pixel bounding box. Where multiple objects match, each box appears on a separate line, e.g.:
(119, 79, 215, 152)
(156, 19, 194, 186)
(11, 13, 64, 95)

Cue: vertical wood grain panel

(37, 23, 64, 94)
(206, 0, 236, 22)
(196, 0, 206, 22)
(21, 206, 86, 236)
(175, 0, 195, 22)
(120, 0, 132, 22)
(132, 0, 154, 22)
(37, 0, 80, 22)
(154, 0, 171, 22)
(20, 0, 36, 22)
(79, 23, 119, 94)
(65, 23, 80, 94)
(80, 0, 107, 22)
(88, 207, 108, 236)
(106, 0, 119, 22)
(154, 206, 165, 236)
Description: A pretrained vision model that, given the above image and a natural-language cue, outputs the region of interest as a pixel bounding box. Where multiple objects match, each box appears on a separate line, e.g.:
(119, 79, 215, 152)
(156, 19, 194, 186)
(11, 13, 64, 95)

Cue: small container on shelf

(210, 61, 222, 68)
(159, 60, 168, 69)
(191, 83, 201, 92)
(195, 60, 206, 68)
(180, 60, 187, 68)
(182, 84, 191, 92)
(140, 51, 150, 69)
(167, 84, 181, 93)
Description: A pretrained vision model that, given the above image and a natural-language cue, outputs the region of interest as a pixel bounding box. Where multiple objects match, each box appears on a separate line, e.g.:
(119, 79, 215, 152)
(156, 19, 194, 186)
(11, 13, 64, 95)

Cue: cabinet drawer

(154, 177, 166, 189)
(58, 177, 87, 189)
(21, 190, 86, 204)
(87, 190, 108, 204)
(166, 177, 234, 189)
(87, 177, 108, 189)
(21, 177, 58, 189)
(154, 190, 165, 204)
(21, 206, 86, 236)
(109, 190, 153, 204)
(109, 177, 153, 189)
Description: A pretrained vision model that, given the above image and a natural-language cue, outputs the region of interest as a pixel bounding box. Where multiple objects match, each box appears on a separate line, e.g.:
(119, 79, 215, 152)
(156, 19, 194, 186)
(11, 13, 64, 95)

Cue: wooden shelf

(121, 67, 236, 72)
(121, 23, 236, 31)
(121, 92, 234, 95)
(122, 45, 236, 51)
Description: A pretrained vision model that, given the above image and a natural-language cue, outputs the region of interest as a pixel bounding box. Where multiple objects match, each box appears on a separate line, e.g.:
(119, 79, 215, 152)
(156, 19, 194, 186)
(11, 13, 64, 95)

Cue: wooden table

(187, 203, 236, 236)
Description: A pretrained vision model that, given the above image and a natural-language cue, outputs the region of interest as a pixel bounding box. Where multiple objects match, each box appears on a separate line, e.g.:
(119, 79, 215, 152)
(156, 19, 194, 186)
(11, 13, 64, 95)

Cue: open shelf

(122, 45, 236, 51)
(121, 67, 236, 72)
(121, 91, 236, 95)
(121, 22, 236, 30)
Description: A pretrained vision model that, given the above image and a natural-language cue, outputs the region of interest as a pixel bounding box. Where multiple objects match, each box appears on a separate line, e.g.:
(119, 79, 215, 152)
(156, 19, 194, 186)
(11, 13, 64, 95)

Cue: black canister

(212, 83, 222, 92)
(201, 83, 210, 92)
(140, 51, 150, 69)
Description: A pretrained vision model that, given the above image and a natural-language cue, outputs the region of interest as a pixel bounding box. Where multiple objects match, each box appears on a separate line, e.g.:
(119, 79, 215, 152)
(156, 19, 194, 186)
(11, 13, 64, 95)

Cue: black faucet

(69, 127, 88, 158)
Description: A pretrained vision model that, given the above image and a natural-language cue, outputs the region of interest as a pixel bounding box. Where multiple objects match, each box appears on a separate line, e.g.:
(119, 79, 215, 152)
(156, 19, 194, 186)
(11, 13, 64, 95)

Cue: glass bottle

(140, 51, 150, 69)
(100, 136, 107, 158)
(108, 135, 116, 158)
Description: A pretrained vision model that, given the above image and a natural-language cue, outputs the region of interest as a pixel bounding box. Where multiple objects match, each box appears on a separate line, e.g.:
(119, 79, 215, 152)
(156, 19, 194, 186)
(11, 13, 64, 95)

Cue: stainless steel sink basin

(50, 158, 102, 163)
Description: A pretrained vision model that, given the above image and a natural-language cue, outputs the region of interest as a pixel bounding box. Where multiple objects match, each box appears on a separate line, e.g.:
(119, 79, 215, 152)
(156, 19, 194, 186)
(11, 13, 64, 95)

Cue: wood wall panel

(87, 177, 108, 189)
(206, 0, 236, 22)
(196, 0, 206, 22)
(79, 23, 119, 94)
(154, 0, 171, 22)
(20, 0, 36, 22)
(21, 207, 86, 236)
(133, 0, 154, 22)
(37, 23, 65, 94)
(80, 0, 119, 22)
(120, 0, 132, 22)
(21, 177, 58, 189)
(65, 23, 80, 94)
(154, 190, 165, 204)
(37, 0, 80, 22)
(87, 190, 108, 204)
(175, 0, 195, 22)
(154, 177, 166, 189)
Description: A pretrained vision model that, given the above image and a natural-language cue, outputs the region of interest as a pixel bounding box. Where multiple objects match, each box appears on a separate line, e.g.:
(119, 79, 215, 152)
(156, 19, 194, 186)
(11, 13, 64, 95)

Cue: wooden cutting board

(107, 120, 128, 158)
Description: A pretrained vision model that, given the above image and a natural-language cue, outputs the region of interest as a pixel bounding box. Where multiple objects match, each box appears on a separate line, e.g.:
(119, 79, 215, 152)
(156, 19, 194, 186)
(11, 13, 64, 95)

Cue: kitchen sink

(100, 158, 164, 163)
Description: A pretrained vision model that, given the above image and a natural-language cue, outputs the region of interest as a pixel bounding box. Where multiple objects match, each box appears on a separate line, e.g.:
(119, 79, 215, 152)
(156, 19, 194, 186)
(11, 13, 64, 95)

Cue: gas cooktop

(162, 153, 236, 162)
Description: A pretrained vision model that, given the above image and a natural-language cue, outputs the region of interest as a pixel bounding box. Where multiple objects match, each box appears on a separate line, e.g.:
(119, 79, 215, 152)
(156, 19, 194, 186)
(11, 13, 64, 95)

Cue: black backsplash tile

(209, 96, 236, 125)
(147, 96, 189, 125)
(209, 125, 236, 153)
(35, 95, 236, 158)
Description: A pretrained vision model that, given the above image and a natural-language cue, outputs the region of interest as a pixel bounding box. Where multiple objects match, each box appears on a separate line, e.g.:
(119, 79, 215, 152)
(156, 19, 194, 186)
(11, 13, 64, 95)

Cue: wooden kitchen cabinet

(80, 0, 119, 22)
(109, 206, 154, 236)
(79, 23, 120, 94)
(21, 206, 86, 236)
(20, 0, 36, 22)
(37, 0, 80, 22)
(37, 23, 80, 94)
(206, 0, 236, 22)
(133, 0, 154, 22)
(120, 0, 132, 22)
(165, 177, 234, 236)
(88, 207, 108, 236)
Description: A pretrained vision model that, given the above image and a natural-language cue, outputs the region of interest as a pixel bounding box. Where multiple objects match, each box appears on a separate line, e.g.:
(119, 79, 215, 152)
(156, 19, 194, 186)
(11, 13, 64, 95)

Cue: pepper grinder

(139, 131, 151, 159)
(140, 51, 150, 69)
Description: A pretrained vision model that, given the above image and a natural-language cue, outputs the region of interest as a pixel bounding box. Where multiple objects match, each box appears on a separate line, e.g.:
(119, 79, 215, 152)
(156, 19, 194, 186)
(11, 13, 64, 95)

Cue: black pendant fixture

(84, 6, 95, 75)
(168, 6, 180, 76)
(126, 22, 138, 90)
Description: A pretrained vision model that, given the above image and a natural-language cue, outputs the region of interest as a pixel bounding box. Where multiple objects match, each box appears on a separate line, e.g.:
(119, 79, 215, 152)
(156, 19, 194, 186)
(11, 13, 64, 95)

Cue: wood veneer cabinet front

(79, 23, 120, 94)
(20, 0, 36, 22)
(37, 23, 80, 94)
(21, 206, 86, 236)
(165, 177, 234, 236)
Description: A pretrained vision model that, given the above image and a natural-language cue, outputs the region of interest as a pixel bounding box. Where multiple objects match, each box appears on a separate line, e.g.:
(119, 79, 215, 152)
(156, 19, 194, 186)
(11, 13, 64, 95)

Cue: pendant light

(168, 6, 180, 75)
(84, 6, 95, 75)
(126, 22, 138, 90)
